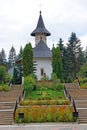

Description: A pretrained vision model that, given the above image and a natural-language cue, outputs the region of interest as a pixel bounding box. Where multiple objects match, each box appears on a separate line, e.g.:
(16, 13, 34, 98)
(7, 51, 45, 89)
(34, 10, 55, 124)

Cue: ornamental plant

(20, 99, 70, 106)
(24, 74, 35, 93)
(15, 106, 74, 123)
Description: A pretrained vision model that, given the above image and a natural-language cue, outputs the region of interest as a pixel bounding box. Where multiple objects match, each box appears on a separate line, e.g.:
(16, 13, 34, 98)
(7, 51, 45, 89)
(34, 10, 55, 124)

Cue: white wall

(34, 58, 52, 80)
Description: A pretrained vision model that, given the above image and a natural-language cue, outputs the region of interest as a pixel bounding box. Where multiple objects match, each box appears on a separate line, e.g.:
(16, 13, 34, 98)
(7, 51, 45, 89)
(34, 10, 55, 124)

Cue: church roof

(31, 11, 51, 36)
(33, 39, 52, 58)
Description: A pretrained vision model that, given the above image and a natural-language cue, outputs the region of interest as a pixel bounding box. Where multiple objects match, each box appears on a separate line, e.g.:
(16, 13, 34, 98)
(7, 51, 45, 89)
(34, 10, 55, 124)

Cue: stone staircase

(78, 109, 87, 123)
(65, 83, 87, 123)
(0, 85, 23, 125)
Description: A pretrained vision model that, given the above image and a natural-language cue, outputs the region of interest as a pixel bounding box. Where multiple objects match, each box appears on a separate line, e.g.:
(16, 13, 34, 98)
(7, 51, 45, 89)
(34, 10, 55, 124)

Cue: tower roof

(31, 11, 51, 36)
(33, 38, 52, 58)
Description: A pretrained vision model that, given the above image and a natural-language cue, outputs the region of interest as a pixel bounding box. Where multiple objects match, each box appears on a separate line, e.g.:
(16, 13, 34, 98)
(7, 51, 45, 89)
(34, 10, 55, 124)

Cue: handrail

(72, 98, 77, 112)
(64, 85, 68, 96)
(14, 101, 18, 119)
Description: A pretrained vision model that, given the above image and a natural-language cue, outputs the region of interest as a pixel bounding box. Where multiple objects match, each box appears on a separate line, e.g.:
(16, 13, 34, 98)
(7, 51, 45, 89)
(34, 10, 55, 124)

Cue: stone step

(0, 102, 15, 109)
(78, 117, 87, 123)
(0, 85, 23, 124)
(0, 110, 14, 125)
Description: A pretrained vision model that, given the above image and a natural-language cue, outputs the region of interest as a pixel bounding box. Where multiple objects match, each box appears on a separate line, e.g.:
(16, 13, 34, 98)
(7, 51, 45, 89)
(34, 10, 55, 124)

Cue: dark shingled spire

(31, 11, 51, 36)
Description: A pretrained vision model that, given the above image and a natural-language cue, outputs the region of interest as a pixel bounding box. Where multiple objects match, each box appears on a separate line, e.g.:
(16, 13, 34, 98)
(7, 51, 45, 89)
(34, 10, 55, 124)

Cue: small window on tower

(41, 68, 44, 76)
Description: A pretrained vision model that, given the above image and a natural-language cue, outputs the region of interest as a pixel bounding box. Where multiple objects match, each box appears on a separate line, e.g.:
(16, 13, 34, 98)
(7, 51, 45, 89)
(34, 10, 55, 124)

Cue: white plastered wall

(34, 58, 52, 80)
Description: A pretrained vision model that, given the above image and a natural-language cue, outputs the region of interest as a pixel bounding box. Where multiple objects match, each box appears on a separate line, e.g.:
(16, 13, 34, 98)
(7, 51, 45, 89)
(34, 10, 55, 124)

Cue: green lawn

(25, 89, 65, 100)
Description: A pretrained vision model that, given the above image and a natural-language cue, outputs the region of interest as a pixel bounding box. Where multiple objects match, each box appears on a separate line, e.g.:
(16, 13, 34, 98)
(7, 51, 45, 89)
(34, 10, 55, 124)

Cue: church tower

(31, 11, 51, 46)
(31, 11, 52, 80)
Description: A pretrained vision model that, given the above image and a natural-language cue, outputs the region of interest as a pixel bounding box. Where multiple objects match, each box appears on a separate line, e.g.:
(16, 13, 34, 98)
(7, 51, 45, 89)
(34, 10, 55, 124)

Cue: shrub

(0, 66, 10, 84)
(15, 106, 74, 123)
(24, 75, 35, 92)
(55, 83, 64, 91)
(51, 73, 58, 81)
(0, 84, 10, 91)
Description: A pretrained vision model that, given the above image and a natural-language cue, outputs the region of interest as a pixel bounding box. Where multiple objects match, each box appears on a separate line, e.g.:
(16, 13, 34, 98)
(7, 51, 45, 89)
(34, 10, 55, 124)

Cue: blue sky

(0, 0, 87, 57)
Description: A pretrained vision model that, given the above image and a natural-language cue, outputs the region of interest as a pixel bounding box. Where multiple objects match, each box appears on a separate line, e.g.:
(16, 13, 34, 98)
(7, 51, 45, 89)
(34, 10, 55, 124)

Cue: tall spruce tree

(67, 32, 81, 79)
(22, 43, 33, 77)
(8, 46, 16, 66)
(1, 48, 6, 63)
(0, 49, 6, 66)
(17, 46, 23, 59)
(57, 38, 64, 55)
(84, 47, 87, 62)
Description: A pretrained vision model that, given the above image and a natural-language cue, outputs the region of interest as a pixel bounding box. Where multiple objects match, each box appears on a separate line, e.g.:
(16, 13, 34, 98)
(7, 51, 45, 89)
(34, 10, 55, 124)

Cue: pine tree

(84, 47, 87, 61)
(57, 38, 64, 55)
(1, 48, 6, 63)
(67, 32, 81, 79)
(8, 46, 16, 66)
(17, 46, 23, 59)
(22, 43, 33, 77)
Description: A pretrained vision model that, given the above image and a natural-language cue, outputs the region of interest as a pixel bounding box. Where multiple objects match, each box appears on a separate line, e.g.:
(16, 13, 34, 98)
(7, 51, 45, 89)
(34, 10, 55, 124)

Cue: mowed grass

(25, 89, 65, 100)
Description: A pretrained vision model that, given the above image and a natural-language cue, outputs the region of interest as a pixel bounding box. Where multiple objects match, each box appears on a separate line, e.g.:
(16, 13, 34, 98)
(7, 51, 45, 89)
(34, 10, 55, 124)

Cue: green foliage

(51, 73, 58, 81)
(12, 67, 18, 84)
(0, 65, 10, 84)
(52, 47, 62, 81)
(0, 84, 10, 91)
(24, 80, 65, 100)
(24, 75, 35, 92)
(22, 43, 33, 77)
(17, 46, 23, 59)
(78, 62, 87, 78)
(12, 64, 22, 84)
(67, 32, 82, 80)
(55, 83, 64, 91)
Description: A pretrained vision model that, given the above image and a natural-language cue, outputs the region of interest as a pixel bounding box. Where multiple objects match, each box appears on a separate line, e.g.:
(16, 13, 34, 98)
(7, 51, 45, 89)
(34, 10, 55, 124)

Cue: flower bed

(15, 105, 74, 123)
(20, 99, 70, 106)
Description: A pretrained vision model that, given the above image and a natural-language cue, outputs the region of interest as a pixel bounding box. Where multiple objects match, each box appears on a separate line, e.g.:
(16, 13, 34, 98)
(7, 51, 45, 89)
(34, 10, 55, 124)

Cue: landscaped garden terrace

(15, 74, 76, 123)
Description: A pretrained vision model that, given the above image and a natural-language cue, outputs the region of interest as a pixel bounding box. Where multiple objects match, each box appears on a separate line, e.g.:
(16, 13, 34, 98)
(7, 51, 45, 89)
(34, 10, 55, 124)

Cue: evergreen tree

(0, 52, 3, 66)
(77, 47, 85, 71)
(84, 47, 87, 61)
(8, 46, 16, 66)
(1, 48, 6, 63)
(62, 47, 73, 82)
(12, 67, 18, 84)
(12, 64, 22, 84)
(57, 38, 64, 55)
(0, 49, 7, 66)
(78, 62, 87, 78)
(17, 46, 23, 59)
(22, 43, 33, 77)
(0, 65, 10, 84)
(67, 32, 81, 79)
(52, 46, 62, 81)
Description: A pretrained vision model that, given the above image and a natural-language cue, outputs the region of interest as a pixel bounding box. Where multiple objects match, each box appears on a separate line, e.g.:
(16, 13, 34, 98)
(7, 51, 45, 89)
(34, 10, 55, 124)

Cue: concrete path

(0, 123, 87, 130)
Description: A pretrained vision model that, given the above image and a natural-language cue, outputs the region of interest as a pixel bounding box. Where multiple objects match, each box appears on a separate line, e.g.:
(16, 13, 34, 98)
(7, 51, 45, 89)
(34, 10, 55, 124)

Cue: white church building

(31, 11, 52, 80)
